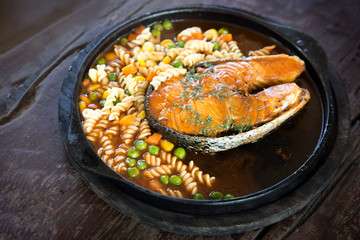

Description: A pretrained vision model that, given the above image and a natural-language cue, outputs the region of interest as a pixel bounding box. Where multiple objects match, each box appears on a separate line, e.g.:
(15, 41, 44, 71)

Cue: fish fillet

(148, 54, 309, 137)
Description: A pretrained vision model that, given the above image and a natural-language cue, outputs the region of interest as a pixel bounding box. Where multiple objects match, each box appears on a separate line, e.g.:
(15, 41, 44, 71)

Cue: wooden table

(1, 0, 359, 239)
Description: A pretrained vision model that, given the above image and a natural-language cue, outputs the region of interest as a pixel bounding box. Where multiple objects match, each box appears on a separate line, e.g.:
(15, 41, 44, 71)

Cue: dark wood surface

(1, 0, 359, 239)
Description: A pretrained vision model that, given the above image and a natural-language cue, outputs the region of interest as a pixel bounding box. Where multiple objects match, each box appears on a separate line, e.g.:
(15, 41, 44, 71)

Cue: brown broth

(158, 20, 323, 197)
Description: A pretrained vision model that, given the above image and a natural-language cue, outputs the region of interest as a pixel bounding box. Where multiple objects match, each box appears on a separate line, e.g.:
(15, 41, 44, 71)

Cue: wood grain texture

(0, 0, 359, 239)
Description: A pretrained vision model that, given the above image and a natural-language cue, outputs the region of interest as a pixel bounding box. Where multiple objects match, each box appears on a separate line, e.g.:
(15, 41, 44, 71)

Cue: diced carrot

(134, 26, 145, 35)
(191, 32, 203, 40)
(105, 52, 117, 62)
(125, 50, 131, 55)
(119, 115, 136, 126)
(220, 33, 233, 42)
(147, 69, 159, 82)
(146, 133, 162, 145)
(83, 79, 91, 87)
(128, 33, 137, 41)
(122, 64, 138, 75)
(80, 95, 91, 105)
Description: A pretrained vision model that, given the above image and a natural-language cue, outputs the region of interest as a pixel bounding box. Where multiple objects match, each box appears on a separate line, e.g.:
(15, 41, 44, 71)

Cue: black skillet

(59, 5, 348, 235)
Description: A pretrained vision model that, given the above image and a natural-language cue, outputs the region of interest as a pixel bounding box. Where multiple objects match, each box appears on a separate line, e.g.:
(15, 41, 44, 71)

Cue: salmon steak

(146, 54, 310, 151)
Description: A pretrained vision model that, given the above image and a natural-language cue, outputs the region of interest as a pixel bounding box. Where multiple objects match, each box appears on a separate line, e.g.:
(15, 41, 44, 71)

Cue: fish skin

(148, 54, 309, 137)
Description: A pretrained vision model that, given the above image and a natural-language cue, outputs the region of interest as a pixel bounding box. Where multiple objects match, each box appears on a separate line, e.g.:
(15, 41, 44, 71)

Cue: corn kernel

(162, 56, 171, 64)
(102, 90, 109, 99)
(160, 39, 174, 48)
(137, 110, 146, 120)
(203, 28, 218, 40)
(105, 52, 117, 62)
(79, 101, 87, 112)
(87, 84, 101, 91)
(160, 139, 174, 152)
(134, 76, 146, 82)
(141, 42, 154, 52)
(137, 56, 146, 67)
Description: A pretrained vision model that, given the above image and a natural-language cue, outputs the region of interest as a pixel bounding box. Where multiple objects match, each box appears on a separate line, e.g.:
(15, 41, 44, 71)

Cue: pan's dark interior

(67, 7, 335, 214)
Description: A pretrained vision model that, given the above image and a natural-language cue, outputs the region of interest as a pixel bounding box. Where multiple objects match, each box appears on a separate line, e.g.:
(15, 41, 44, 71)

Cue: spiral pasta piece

(212, 36, 229, 52)
(184, 40, 214, 54)
(102, 87, 126, 113)
(150, 66, 187, 90)
(166, 47, 184, 59)
(137, 51, 166, 61)
(179, 170, 198, 195)
(113, 144, 130, 165)
(82, 109, 102, 133)
(127, 27, 152, 48)
(183, 53, 205, 67)
(144, 153, 162, 167)
(120, 117, 140, 145)
(85, 116, 108, 143)
(109, 95, 134, 121)
(114, 46, 134, 65)
(133, 80, 148, 111)
(137, 120, 151, 140)
(143, 165, 173, 179)
(188, 161, 215, 187)
(227, 40, 242, 55)
(249, 45, 276, 56)
(98, 134, 115, 157)
(167, 189, 183, 198)
(124, 75, 138, 95)
(177, 27, 202, 42)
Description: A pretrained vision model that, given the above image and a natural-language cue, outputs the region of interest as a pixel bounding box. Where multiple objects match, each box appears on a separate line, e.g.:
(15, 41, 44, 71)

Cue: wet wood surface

(1, 0, 359, 239)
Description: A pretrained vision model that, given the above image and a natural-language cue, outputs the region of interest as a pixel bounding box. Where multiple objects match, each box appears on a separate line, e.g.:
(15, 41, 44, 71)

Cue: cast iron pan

(59, 5, 349, 235)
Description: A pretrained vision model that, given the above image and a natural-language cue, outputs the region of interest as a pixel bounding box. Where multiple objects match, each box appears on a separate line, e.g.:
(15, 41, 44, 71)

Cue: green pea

(224, 194, 235, 199)
(177, 41, 185, 48)
(125, 89, 131, 96)
(127, 148, 139, 158)
(163, 19, 173, 30)
(100, 100, 106, 107)
(125, 158, 137, 167)
(151, 29, 161, 37)
(160, 175, 169, 185)
(210, 191, 223, 200)
(193, 193, 205, 200)
(127, 167, 139, 178)
(137, 160, 147, 170)
(107, 73, 117, 81)
(112, 98, 120, 106)
(213, 42, 220, 51)
(120, 37, 128, 46)
(97, 57, 106, 65)
(149, 145, 160, 155)
(167, 43, 176, 49)
(169, 175, 182, 185)
(153, 23, 164, 31)
(172, 60, 184, 68)
(218, 27, 229, 35)
(174, 147, 186, 159)
(134, 140, 147, 150)
(88, 92, 98, 101)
